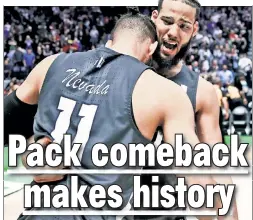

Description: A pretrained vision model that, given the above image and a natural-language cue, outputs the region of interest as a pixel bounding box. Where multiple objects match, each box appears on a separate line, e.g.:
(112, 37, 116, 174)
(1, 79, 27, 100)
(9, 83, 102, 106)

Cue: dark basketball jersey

(169, 64, 199, 112)
(20, 47, 153, 220)
(137, 65, 199, 220)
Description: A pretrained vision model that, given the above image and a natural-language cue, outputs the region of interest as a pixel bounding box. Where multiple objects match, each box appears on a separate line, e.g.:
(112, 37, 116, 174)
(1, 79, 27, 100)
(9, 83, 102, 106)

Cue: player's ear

(151, 10, 159, 23)
(105, 40, 113, 48)
(148, 41, 158, 56)
(192, 21, 199, 38)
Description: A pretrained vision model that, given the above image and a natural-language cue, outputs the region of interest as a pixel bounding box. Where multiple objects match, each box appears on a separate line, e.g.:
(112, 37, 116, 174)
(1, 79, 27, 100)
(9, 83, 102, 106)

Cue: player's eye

(179, 23, 191, 31)
(162, 18, 174, 26)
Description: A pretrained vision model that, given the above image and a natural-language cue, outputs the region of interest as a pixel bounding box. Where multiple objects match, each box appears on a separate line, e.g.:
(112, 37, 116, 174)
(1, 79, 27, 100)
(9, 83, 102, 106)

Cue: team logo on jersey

(95, 57, 105, 68)
(62, 69, 110, 95)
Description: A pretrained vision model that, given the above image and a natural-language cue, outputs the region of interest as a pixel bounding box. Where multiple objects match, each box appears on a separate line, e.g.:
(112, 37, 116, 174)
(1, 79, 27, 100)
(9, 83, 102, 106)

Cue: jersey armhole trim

(126, 67, 153, 144)
(38, 52, 66, 103)
(194, 75, 201, 115)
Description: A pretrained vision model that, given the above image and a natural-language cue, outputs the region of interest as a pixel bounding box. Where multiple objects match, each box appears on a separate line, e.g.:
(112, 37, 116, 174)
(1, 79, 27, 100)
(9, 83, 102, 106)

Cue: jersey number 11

(51, 96, 98, 160)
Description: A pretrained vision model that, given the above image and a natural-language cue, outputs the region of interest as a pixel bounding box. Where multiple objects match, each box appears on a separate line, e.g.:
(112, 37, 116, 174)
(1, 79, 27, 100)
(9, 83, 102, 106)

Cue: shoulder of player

(142, 69, 185, 94)
(140, 69, 191, 106)
(30, 53, 61, 77)
(29, 53, 62, 91)
(196, 76, 218, 111)
(40, 53, 62, 68)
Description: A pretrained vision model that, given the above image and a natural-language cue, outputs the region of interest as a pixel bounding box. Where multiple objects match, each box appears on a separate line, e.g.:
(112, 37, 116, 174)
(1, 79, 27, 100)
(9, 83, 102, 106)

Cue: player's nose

(166, 24, 179, 40)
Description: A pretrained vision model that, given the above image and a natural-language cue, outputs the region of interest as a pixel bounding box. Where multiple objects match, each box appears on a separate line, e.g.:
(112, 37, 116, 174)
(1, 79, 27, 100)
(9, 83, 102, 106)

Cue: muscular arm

(161, 79, 223, 220)
(16, 54, 60, 104)
(196, 77, 238, 220)
(133, 70, 222, 220)
(4, 54, 59, 144)
(7, 54, 65, 182)
(196, 77, 222, 144)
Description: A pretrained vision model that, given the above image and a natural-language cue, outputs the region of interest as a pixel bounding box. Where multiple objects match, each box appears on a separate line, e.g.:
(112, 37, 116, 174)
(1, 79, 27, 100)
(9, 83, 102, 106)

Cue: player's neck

(107, 43, 140, 60)
(159, 61, 183, 78)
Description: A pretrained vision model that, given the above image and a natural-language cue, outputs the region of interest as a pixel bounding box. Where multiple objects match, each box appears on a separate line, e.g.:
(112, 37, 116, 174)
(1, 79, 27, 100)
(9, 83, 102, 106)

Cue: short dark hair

(158, 0, 201, 21)
(111, 7, 157, 43)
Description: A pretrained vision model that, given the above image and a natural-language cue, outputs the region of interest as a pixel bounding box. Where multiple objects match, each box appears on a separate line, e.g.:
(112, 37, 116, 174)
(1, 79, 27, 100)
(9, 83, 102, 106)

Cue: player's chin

(159, 51, 174, 61)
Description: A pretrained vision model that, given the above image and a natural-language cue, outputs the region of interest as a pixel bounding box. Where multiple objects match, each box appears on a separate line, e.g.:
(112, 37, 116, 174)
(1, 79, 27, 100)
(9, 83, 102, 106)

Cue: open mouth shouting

(161, 40, 178, 56)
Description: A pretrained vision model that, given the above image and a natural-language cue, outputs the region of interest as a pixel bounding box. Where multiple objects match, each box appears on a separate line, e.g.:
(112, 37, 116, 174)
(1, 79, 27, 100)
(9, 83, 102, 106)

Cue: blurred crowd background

(3, 6, 252, 134)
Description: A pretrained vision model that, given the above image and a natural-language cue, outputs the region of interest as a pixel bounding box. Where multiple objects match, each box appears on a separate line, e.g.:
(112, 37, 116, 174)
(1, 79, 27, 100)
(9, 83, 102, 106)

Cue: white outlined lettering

(175, 134, 192, 167)
(92, 143, 109, 167)
(129, 143, 156, 167)
(108, 185, 123, 208)
(212, 143, 229, 167)
(110, 144, 128, 167)
(89, 185, 106, 208)
(193, 143, 211, 167)
(24, 184, 51, 208)
(188, 185, 205, 208)
(156, 143, 174, 167)
(230, 135, 248, 167)
(8, 134, 27, 166)
(52, 185, 70, 208)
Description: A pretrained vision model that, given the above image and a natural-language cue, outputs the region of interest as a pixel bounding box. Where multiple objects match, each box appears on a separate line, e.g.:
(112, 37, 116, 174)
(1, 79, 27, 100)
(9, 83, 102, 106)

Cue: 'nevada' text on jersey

(31, 47, 152, 220)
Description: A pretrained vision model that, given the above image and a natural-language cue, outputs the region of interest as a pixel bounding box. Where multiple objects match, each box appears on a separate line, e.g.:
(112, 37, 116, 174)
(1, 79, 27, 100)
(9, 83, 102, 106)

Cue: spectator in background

(4, 57, 12, 79)
(201, 55, 210, 72)
(4, 22, 11, 40)
(12, 44, 24, 68)
(229, 46, 239, 70)
(238, 53, 252, 87)
(209, 59, 220, 72)
(219, 46, 229, 66)
(234, 71, 250, 96)
(10, 43, 28, 79)
(5, 45, 16, 75)
(90, 25, 99, 45)
(224, 81, 248, 110)
(3, 6, 252, 110)
(218, 64, 234, 86)
(7, 45, 16, 63)
(25, 35, 33, 49)
(238, 31, 248, 54)
(192, 61, 200, 74)
(213, 44, 222, 59)
(215, 31, 226, 46)
(239, 53, 252, 73)
(23, 47, 35, 73)
(36, 44, 44, 64)
(43, 44, 53, 57)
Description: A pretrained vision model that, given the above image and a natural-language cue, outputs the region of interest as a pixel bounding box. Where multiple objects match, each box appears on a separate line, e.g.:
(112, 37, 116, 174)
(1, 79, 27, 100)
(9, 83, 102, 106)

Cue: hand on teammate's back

(22, 136, 66, 183)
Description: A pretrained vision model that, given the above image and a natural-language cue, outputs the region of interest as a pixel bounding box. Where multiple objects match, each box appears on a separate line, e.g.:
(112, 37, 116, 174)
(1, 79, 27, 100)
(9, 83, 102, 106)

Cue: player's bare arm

(6, 54, 64, 183)
(196, 76, 222, 144)
(4, 54, 58, 145)
(196, 77, 238, 220)
(162, 79, 224, 220)
(16, 54, 60, 105)
(133, 69, 222, 220)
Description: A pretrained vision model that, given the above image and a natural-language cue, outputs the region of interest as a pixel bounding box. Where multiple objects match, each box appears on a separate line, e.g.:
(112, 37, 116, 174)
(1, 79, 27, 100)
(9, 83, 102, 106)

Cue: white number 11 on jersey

(51, 96, 98, 160)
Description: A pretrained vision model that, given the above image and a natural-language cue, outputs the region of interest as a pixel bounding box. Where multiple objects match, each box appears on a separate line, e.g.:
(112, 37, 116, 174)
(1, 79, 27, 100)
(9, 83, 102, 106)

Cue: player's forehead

(159, 0, 196, 24)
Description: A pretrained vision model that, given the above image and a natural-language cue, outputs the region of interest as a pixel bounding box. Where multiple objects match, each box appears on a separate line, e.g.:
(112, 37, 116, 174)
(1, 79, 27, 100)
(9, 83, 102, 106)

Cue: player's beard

(152, 38, 192, 71)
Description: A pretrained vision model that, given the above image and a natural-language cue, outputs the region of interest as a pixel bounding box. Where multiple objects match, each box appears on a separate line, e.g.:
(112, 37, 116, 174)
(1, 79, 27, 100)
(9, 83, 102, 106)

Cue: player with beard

(136, 1, 238, 220)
